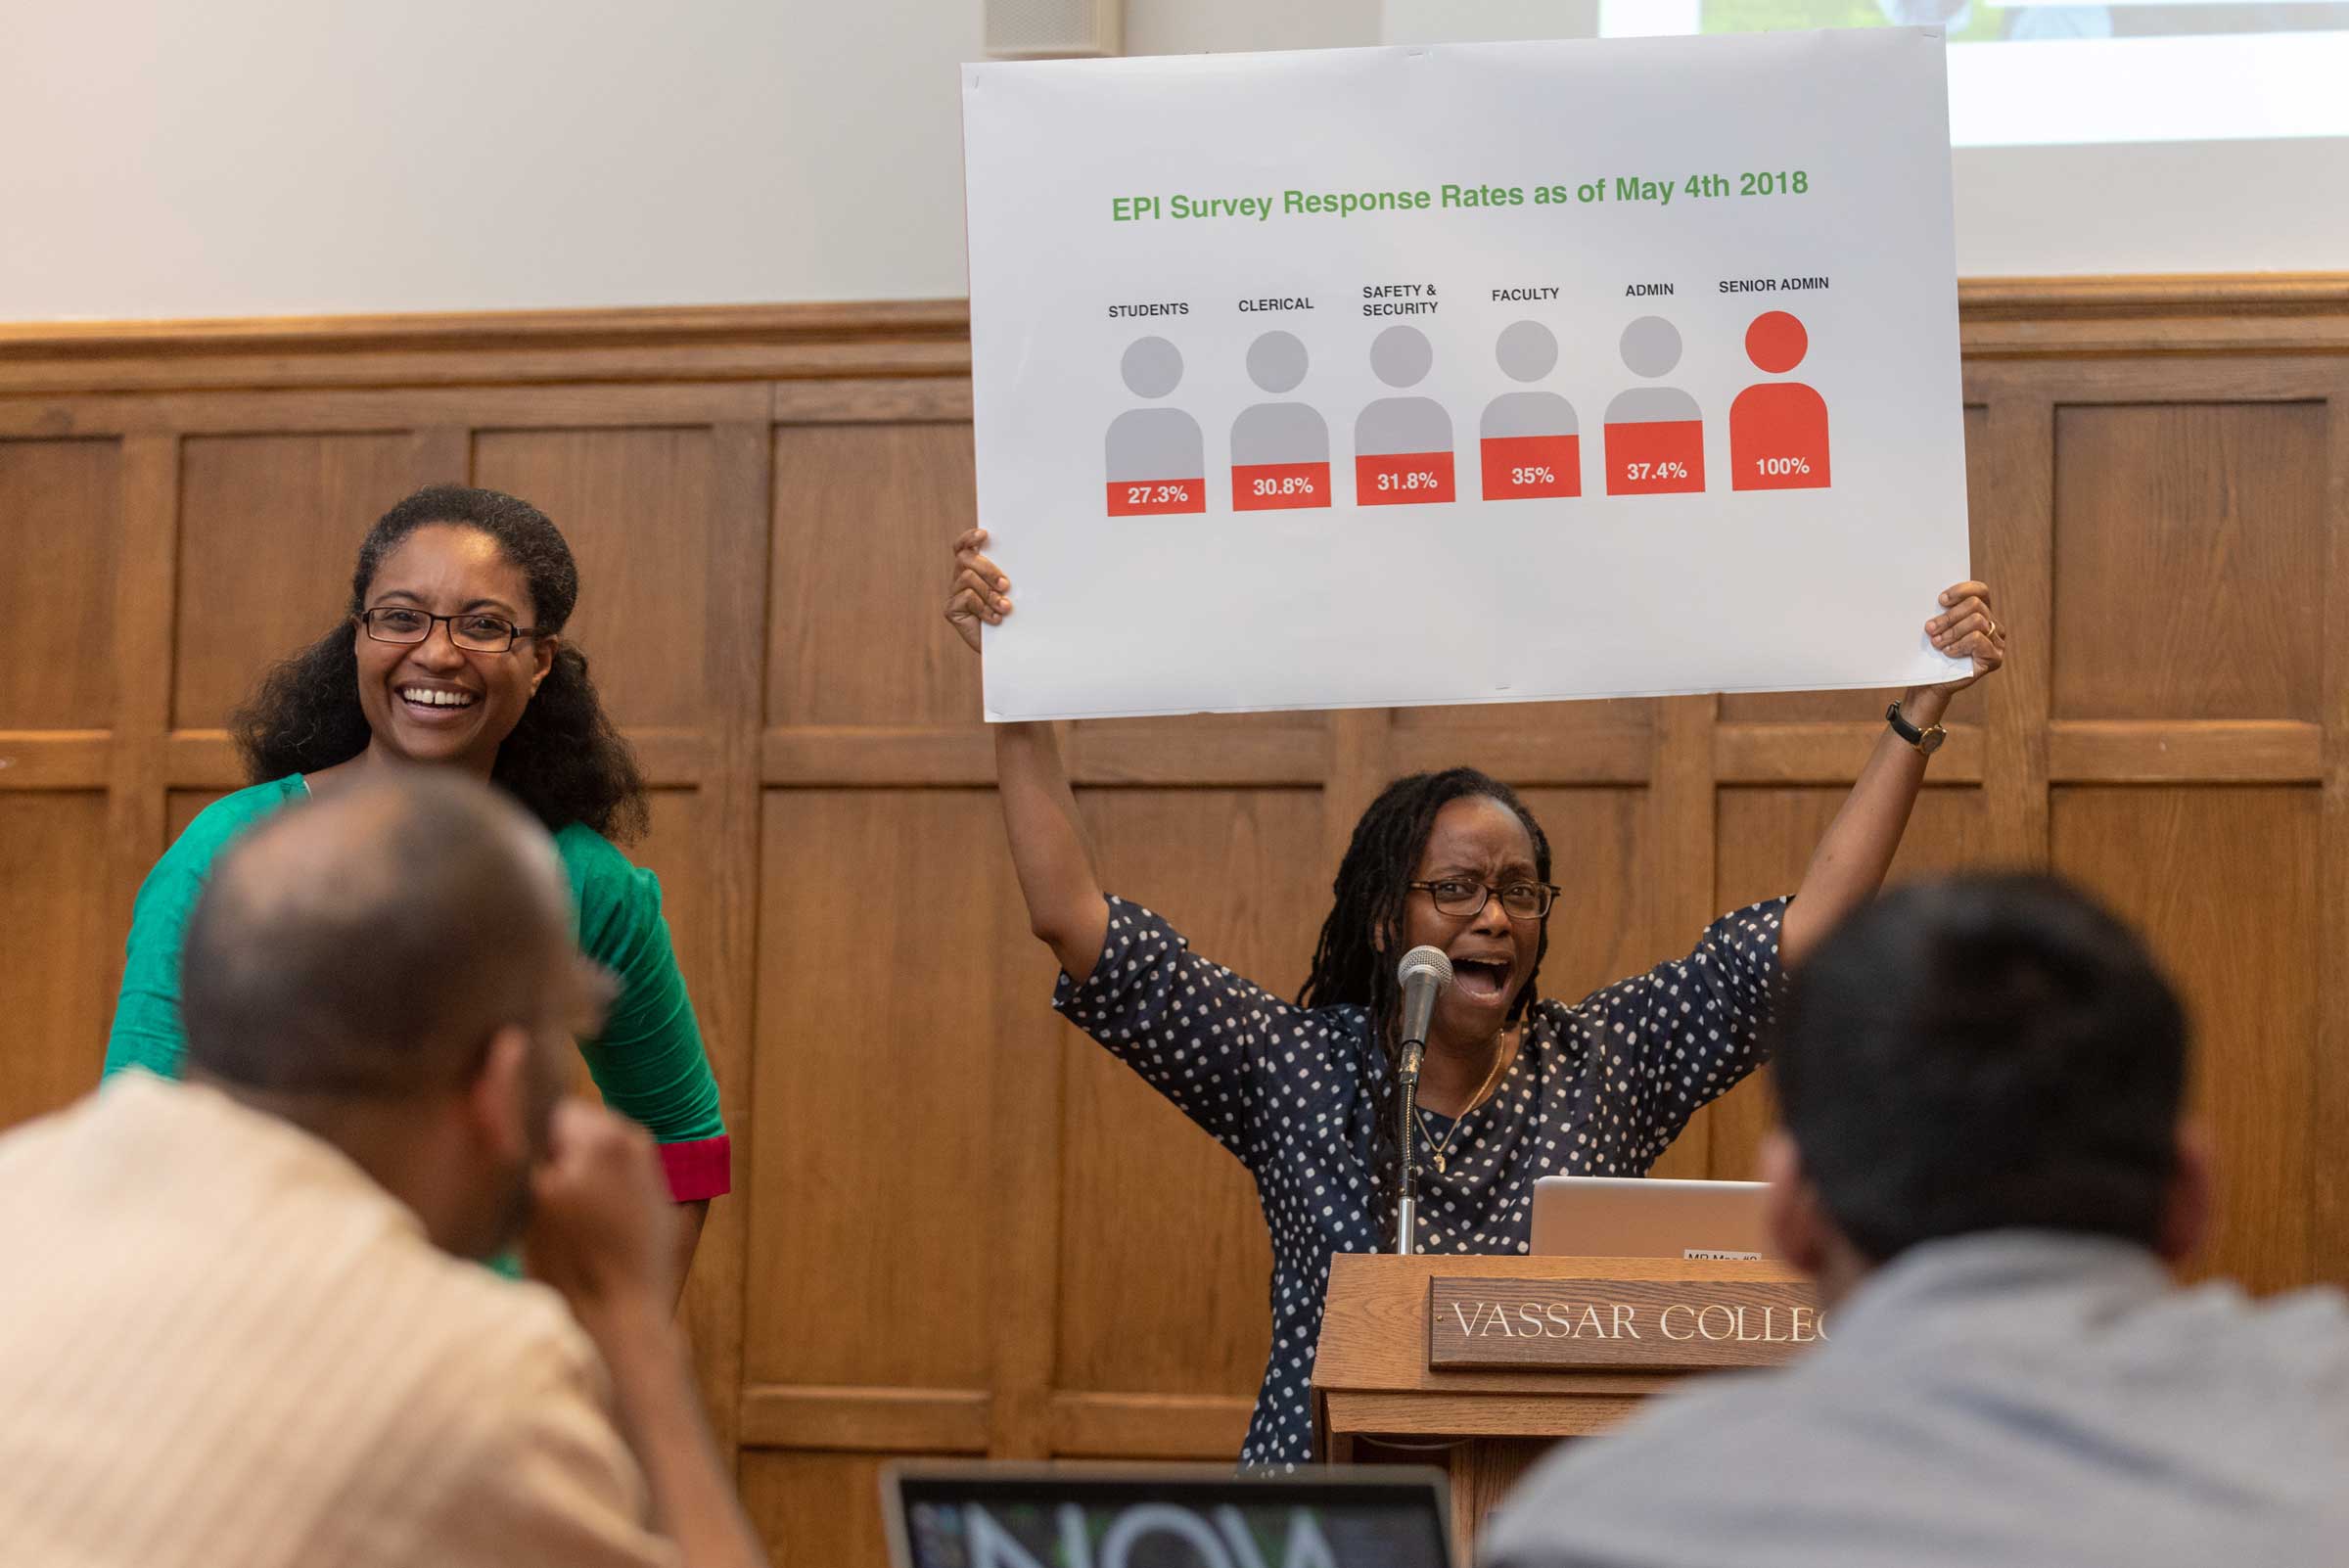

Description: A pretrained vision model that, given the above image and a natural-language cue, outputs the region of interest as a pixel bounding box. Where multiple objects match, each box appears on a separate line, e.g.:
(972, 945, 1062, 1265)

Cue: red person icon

(1730, 311, 1830, 491)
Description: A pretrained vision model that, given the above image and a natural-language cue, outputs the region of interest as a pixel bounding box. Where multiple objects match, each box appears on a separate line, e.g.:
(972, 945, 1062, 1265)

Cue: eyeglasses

(1408, 878, 1561, 921)
(359, 606, 541, 654)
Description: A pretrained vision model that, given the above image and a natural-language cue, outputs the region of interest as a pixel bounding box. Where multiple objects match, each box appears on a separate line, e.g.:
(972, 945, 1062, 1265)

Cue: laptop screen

(885, 1465, 1452, 1568)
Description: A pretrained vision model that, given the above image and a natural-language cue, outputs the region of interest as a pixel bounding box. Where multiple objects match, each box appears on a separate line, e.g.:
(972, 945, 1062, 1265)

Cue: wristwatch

(1886, 700, 1946, 756)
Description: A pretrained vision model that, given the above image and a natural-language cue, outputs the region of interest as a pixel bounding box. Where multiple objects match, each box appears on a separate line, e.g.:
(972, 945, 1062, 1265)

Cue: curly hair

(1298, 767, 1553, 1235)
(228, 484, 649, 843)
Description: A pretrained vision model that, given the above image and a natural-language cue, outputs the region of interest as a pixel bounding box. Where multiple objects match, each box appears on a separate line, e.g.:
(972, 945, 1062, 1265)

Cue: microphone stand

(1396, 1038, 1425, 1256)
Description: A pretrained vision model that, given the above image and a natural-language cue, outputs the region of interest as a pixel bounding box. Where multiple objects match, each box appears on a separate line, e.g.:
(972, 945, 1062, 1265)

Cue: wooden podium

(1313, 1253, 1817, 1564)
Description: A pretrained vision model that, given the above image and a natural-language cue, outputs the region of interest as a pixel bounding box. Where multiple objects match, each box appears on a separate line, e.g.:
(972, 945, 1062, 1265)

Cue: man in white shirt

(0, 772, 769, 1568)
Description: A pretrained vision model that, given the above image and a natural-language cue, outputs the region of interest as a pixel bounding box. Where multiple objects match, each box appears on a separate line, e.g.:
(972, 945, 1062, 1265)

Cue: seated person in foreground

(0, 773, 767, 1568)
(1486, 874, 2349, 1568)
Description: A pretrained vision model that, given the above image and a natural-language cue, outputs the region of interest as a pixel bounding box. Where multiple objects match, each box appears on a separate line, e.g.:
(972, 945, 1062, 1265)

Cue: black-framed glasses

(359, 606, 540, 654)
(1408, 878, 1561, 921)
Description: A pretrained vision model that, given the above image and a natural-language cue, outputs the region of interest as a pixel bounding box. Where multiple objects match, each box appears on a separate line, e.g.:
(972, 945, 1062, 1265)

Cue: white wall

(6, 0, 2333, 322)
(1381, 0, 2349, 278)
(0, 0, 1375, 321)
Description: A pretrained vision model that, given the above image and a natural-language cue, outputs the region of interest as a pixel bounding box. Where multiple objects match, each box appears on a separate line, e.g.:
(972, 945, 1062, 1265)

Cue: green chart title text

(1111, 173, 1812, 224)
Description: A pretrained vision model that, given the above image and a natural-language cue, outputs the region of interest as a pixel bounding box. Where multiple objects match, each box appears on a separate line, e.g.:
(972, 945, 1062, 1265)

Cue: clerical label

(1427, 1276, 1824, 1371)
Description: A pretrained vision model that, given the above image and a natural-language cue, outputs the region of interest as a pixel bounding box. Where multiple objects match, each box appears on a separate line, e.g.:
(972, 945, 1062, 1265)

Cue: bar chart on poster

(963, 28, 1974, 721)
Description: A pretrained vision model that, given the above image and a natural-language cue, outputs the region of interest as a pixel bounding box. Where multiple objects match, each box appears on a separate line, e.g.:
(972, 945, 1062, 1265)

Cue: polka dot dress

(1053, 893, 1791, 1468)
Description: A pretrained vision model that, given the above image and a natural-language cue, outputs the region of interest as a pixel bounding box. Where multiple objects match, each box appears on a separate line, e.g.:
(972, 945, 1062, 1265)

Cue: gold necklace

(1413, 1025, 1518, 1176)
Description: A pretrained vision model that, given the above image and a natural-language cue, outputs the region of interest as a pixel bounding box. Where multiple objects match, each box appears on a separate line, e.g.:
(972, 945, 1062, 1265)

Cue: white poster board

(962, 28, 1970, 721)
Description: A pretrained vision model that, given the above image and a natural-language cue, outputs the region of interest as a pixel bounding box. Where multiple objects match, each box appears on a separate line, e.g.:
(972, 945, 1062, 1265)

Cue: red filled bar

(1232, 460, 1332, 512)
(1604, 420, 1706, 496)
(1479, 434, 1581, 501)
(1356, 450, 1456, 506)
(1730, 384, 1831, 490)
(1106, 478, 1207, 517)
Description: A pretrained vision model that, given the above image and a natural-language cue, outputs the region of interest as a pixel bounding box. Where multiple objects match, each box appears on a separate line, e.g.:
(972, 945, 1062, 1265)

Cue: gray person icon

(1230, 331, 1331, 511)
(1105, 336, 1206, 514)
(1232, 332, 1328, 467)
(1604, 316, 1700, 426)
(1480, 320, 1580, 498)
(1356, 325, 1451, 456)
(1482, 320, 1578, 438)
(1603, 315, 1706, 494)
(1355, 325, 1456, 504)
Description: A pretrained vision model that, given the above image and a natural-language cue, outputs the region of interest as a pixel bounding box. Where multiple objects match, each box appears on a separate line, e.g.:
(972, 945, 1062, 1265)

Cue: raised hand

(945, 527, 1013, 654)
(1922, 579, 2005, 695)
(524, 1099, 682, 1326)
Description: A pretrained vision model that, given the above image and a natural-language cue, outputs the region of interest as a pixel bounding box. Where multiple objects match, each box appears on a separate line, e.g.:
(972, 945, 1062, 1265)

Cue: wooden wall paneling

(1715, 719, 1983, 789)
(1707, 786, 1993, 1180)
(772, 378, 973, 425)
(0, 793, 115, 1131)
(2051, 788, 2317, 1295)
(410, 426, 471, 488)
(1045, 1391, 1271, 1460)
(746, 788, 1033, 1393)
(1053, 788, 1317, 1448)
(2048, 720, 2321, 785)
(984, 817, 1070, 1466)
(764, 408, 1067, 1460)
(472, 428, 718, 730)
(7, 278, 2341, 395)
(1386, 699, 1652, 785)
(1718, 687, 1906, 726)
(2319, 384, 2349, 1286)
(0, 439, 121, 732)
(685, 422, 772, 1465)
(768, 423, 980, 732)
(741, 1452, 894, 1568)
(1646, 695, 1718, 1178)
(1517, 781, 1704, 1170)
(1499, 773, 1716, 1168)
(1976, 397, 2054, 866)
(630, 778, 732, 1431)
(619, 790, 714, 1038)
(1955, 279, 2349, 359)
(103, 436, 181, 981)
(0, 733, 108, 790)
(1514, 788, 1656, 1012)
(171, 432, 417, 730)
(0, 283, 2342, 398)
(0, 384, 839, 438)
(165, 790, 228, 845)
(2052, 402, 2326, 723)
(1066, 713, 1329, 789)
(0, 436, 132, 1123)
(1322, 710, 1393, 871)
(1991, 356, 2340, 407)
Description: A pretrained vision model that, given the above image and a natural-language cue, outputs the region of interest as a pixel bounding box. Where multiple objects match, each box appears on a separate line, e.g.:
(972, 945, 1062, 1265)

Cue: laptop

(1528, 1176, 1777, 1261)
(882, 1461, 1454, 1568)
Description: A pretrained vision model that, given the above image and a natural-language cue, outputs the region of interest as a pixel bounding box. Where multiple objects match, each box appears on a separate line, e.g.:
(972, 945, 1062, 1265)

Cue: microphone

(1393, 945, 1451, 1258)
(1395, 945, 1453, 1088)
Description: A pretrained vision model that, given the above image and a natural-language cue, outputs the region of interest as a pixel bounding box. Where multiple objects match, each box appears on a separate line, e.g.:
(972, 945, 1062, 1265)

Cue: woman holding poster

(946, 528, 2003, 1466)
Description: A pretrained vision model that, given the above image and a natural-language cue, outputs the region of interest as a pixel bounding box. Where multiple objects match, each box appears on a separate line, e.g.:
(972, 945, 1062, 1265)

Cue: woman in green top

(105, 484, 729, 1267)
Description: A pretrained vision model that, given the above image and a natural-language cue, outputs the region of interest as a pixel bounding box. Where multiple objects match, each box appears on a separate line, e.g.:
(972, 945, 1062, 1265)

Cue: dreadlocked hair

(1297, 767, 1553, 1238)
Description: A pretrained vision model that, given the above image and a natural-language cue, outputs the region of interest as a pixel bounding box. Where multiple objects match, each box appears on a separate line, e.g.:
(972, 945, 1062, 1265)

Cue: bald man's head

(182, 772, 594, 1099)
